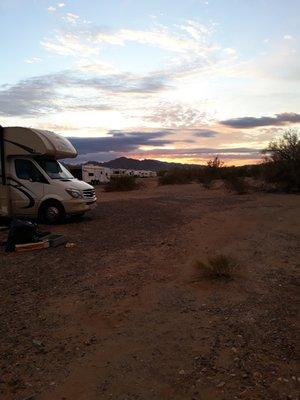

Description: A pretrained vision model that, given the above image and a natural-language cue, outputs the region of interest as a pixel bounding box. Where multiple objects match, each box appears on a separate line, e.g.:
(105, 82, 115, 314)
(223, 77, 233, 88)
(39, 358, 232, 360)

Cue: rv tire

(39, 200, 66, 224)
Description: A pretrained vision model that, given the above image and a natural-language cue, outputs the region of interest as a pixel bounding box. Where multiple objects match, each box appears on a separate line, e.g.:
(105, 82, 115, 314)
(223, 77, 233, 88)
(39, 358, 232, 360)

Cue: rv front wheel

(40, 200, 65, 224)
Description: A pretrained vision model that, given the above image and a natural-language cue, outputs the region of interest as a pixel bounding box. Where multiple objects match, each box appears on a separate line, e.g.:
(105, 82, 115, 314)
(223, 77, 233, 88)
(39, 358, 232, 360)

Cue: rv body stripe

(2, 177, 36, 209)
(8, 184, 35, 208)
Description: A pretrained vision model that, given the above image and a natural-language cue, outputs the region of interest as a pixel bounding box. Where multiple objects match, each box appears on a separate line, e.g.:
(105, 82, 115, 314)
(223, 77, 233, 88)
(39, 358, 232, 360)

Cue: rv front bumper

(64, 198, 97, 215)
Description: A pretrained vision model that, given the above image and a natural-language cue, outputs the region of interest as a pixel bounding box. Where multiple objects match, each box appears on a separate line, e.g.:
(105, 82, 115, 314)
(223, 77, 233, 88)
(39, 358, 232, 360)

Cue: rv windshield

(36, 158, 74, 180)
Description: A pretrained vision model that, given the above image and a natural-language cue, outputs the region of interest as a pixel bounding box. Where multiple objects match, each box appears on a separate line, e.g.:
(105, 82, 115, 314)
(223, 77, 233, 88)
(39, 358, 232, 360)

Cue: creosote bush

(105, 176, 139, 192)
(195, 255, 239, 280)
(262, 129, 300, 192)
(224, 176, 249, 194)
(158, 168, 202, 185)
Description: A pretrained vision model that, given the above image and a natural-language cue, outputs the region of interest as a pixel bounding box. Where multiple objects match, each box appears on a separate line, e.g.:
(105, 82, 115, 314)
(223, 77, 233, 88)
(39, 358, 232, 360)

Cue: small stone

(179, 369, 186, 375)
(65, 242, 75, 248)
(216, 381, 226, 388)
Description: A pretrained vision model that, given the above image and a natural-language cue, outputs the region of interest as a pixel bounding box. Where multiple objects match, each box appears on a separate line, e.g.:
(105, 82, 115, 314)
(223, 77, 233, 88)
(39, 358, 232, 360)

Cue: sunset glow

(1, 0, 299, 165)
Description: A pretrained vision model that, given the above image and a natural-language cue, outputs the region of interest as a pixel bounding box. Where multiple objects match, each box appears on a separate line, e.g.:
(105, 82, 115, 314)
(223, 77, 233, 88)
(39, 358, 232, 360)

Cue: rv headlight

(66, 189, 83, 199)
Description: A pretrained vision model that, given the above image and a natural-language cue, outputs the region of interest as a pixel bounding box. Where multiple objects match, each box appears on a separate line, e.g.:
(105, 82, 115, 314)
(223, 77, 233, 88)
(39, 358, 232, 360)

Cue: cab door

(10, 158, 48, 216)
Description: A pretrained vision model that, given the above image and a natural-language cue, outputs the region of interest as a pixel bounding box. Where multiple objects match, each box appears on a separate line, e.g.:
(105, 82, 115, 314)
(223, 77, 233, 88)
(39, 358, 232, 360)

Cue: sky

(0, 0, 300, 165)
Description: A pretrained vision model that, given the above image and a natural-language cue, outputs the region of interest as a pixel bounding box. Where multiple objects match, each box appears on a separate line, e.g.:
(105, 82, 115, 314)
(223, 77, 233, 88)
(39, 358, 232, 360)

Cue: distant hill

(84, 157, 202, 171)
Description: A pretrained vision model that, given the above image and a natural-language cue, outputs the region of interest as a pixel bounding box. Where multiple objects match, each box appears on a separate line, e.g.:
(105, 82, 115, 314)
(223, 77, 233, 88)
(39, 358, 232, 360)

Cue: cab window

(15, 159, 47, 183)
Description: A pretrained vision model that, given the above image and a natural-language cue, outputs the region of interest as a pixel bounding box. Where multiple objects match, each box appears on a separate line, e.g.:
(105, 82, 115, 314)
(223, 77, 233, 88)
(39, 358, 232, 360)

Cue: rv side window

(15, 159, 47, 183)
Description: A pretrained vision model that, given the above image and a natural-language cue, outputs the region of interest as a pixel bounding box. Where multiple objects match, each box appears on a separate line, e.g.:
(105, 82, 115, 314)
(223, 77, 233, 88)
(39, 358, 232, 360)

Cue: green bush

(104, 176, 139, 192)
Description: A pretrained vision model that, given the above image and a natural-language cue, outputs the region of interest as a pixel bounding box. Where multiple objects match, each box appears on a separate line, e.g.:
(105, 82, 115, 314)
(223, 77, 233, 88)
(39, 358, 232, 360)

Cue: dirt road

(1, 181, 299, 400)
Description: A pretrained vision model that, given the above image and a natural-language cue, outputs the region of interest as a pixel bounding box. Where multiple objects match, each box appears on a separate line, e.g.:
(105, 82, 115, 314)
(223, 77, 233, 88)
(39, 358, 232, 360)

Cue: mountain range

(84, 157, 201, 171)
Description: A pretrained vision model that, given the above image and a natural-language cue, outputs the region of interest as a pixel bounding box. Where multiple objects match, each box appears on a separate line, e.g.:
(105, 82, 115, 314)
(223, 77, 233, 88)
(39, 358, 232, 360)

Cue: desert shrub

(224, 176, 249, 194)
(158, 168, 202, 185)
(195, 255, 239, 280)
(262, 129, 300, 192)
(105, 176, 139, 192)
(207, 155, 224, 170)
(198, 172, 214, 189)
(198, 156, 224, 189)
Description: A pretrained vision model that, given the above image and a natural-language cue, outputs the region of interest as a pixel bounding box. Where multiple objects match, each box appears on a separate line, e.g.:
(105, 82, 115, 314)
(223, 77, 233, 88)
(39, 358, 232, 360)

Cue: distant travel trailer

(111, 169, 128, 177)
(67, 165, 157, 184)
(134, 170, 157, 178)
(0, 126, 97, 223)
(82, 165, 111, 184)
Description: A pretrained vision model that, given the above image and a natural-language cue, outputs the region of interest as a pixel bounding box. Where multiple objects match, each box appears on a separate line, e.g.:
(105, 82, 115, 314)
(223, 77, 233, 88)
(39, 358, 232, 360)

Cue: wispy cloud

(143, 102, 211, 128)
(24, 57, 42, 64)
(0, 70, 170, 117)
(47, 6, 56, 12)
(41, 19, 214, 59)
(62, 12, 80, 24)
(47, 3, 66, 12)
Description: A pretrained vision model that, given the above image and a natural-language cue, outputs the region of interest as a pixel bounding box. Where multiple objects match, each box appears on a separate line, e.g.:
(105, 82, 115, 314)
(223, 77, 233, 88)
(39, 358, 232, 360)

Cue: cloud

(220, 112, 300, 128)
(24, 57, 42, 64)
(62, 12, 80, 24)
(132, 146, 262, 162)
(41, 33, 99, 56)
(144, 102, 210, 128)
(193, 129, 219, 137)
(0, 70, 170, 117)
(223, 47, 236, 56)
(47, 3, 65, 12)
(283, 35, 293, 40)
(69, 130, 174, 154)
(41, 19, 213, 60)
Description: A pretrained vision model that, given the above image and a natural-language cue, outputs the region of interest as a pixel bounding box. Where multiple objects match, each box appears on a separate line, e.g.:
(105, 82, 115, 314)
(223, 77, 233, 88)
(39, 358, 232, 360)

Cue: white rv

(0, 126, 97, 223)
(134, 170, 156, 178)
(82, 165, 111, 184)
(111, 169, 128, 177)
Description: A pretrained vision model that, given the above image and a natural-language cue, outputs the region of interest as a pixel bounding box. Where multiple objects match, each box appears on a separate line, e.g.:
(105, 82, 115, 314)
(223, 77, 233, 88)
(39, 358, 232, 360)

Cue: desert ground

(0, 179, 299, 400)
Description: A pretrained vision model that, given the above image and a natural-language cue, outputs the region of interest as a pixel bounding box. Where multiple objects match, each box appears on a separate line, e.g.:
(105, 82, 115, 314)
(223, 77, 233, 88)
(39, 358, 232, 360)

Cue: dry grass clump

(195, 255, 239, 280)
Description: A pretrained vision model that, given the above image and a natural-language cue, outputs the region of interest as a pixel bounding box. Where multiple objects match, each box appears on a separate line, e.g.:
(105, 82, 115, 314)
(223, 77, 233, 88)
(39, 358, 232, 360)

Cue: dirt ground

(0, 179, 299, 400)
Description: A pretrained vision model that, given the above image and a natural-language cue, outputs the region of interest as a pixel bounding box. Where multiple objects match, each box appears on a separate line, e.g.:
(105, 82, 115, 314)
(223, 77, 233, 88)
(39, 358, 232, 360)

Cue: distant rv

(82, 165, 111, 184)
(68, 164, 157, 184)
